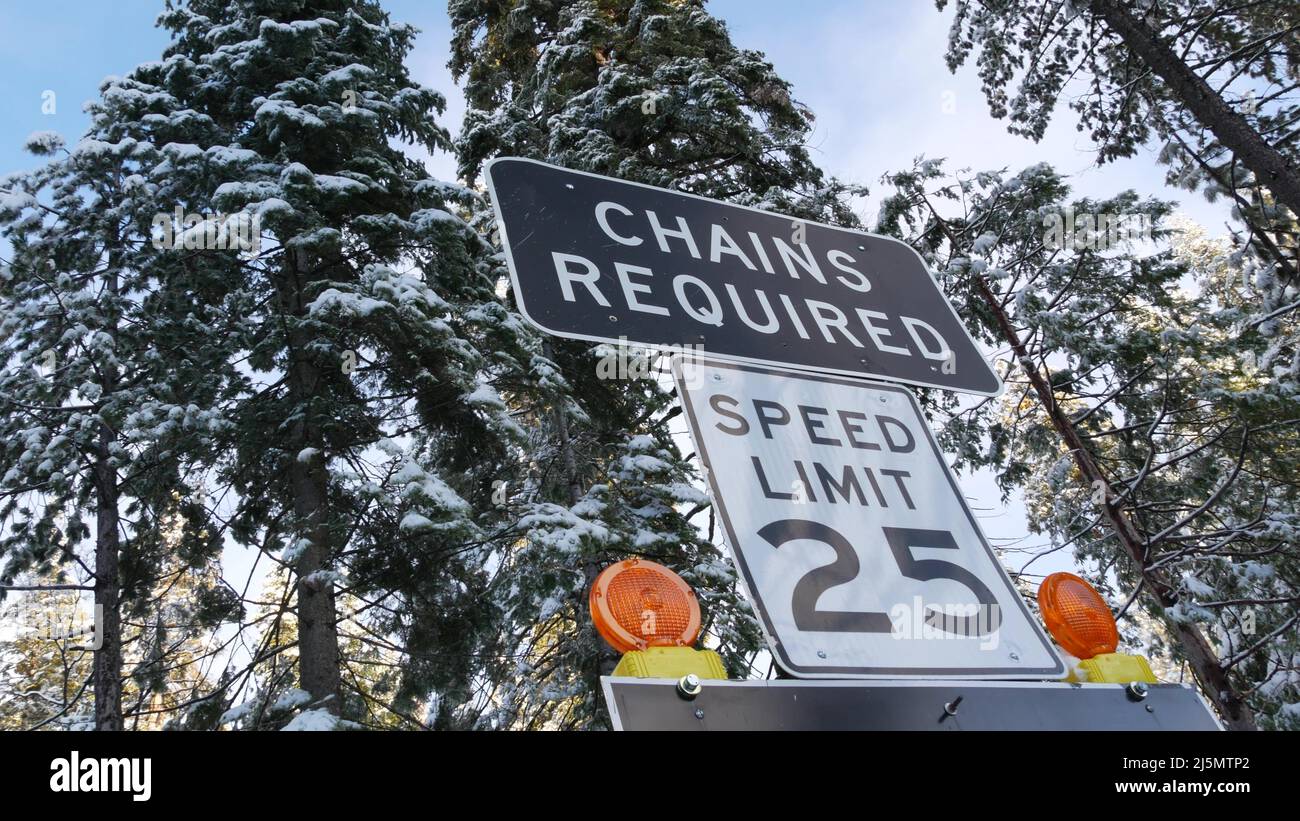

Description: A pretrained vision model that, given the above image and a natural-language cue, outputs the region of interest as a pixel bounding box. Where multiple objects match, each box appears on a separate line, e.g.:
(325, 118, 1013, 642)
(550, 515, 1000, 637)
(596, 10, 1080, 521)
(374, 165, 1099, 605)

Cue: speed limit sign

(673, 356, 1064, 678)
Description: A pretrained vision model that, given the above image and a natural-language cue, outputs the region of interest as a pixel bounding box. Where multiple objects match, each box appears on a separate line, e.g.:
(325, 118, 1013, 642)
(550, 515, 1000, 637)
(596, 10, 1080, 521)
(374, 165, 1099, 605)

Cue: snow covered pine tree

(448, 0, 865, 728)
(937, 0, 1300, 230)
(879, 160, 1300, 729)
(155, 0, 547, 725)
(937, 0, 1300, 382)
(0, 98, 237, 728)
(3, 0, 538, 728)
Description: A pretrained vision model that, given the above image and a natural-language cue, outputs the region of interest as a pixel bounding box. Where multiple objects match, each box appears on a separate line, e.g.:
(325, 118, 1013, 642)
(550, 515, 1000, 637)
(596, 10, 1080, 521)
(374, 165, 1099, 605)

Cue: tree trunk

(973, 277, 1257, 729)
(91, 261, 123, 732)
(282, 249, 342, 713)
(1090, 0, 1300, 220)
(92, 418, 123, 731)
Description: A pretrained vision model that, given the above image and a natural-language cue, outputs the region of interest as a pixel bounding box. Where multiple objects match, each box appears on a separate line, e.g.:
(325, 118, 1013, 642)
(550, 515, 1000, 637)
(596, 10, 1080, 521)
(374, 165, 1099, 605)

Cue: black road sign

(601, 678, 1223, 731)
(485, 158, 1002, 395)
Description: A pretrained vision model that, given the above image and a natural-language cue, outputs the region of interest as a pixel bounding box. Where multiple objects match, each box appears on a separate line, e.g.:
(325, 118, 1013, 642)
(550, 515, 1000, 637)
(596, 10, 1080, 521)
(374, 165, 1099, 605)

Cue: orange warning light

(589, 558, 701, 653)
(1037, 572, 1120, 660)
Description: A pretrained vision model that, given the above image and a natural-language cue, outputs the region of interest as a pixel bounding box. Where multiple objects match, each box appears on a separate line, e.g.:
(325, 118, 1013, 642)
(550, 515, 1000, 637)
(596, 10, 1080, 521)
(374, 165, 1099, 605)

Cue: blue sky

(0, 0, 1236, 232)
(0, 1, 1236, 588)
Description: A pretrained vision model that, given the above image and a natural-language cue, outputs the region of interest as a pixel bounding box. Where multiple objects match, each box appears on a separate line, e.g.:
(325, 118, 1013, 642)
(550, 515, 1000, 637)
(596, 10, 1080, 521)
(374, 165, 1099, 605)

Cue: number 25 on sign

(673, 356, 1063, 679)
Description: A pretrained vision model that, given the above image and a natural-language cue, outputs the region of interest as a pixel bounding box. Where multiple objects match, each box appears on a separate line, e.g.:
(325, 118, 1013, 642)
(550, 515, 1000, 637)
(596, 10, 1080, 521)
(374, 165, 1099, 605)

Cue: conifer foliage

(3, 0, 529, 728)
(879, 161, 1300, 729)
(448, 0, 864, 727)
(8, 0, 1293, 733)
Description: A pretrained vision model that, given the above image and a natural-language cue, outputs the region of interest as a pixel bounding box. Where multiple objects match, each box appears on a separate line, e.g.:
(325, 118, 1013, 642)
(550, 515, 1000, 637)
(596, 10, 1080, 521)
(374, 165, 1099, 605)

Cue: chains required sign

(485, 157, 1002, 395)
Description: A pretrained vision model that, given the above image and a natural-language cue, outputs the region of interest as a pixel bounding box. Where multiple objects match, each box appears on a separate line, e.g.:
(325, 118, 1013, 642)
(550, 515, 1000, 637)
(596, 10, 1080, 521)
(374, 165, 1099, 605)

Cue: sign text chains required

(486, 158, 1001, 394)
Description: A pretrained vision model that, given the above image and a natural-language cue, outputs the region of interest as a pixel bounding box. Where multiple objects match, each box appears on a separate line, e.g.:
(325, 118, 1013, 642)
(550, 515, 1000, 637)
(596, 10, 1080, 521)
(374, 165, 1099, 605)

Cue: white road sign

(674, 356, 1064, 678)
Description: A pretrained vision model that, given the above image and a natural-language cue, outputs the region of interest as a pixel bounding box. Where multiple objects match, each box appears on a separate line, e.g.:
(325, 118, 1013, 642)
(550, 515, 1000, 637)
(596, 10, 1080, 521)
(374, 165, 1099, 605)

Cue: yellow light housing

(1079, 652, 1157, 685)
(611, 646, 728, 680)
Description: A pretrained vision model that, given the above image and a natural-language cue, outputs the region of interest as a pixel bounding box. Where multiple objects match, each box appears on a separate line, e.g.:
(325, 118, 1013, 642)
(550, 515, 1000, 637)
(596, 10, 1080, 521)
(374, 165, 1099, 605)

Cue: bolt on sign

(484, 158, 1002, 396)
(672, 356, 1063, 678)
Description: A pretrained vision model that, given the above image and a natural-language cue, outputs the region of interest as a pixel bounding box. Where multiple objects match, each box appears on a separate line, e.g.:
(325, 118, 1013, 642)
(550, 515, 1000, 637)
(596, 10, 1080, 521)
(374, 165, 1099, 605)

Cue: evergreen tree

(878, 159, 1300, 728)
(135, 0, 532, 721)
(448, 0, 862, 728)
(1, 108, 235, 728)
(938, 1, 1300, 483)
(937, 0, 1300, 226)
(1, 0, 542, 727)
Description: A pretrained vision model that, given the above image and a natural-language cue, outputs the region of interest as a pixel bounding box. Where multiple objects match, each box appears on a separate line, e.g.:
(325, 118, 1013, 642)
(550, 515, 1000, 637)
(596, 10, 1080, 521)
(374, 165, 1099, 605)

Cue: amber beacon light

(589, 558, 726, 684)
(1037, 572, 1155, 686)
(590, 558, 700, 651)
(1037, 572, 1119, 659)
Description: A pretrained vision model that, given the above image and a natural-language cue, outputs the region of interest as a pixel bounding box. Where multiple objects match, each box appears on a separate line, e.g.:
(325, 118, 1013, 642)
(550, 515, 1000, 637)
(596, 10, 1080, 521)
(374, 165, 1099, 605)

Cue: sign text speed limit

(674, 357, 1063, 678)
